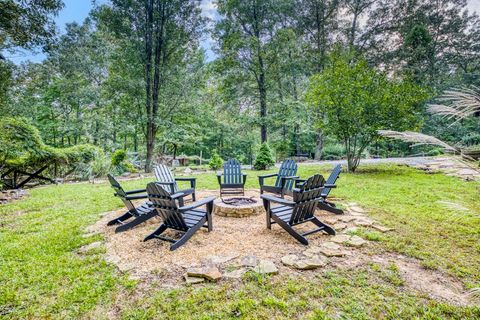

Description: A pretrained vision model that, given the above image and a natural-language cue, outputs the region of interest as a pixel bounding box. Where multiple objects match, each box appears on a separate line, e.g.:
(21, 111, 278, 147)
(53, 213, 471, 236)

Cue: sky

(5, 0, 480, 64)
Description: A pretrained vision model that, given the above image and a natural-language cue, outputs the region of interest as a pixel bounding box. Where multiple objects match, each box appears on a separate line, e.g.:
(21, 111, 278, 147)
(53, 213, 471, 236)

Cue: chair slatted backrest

(146, 182, 188, 231)
(154, 164, 178, 193)
(322, 164, 342, 197)
(274, 159, 298, 190)
(223, 159, 242, 185)
(290, 174, 326, 225)
(108, 174, 136, 213)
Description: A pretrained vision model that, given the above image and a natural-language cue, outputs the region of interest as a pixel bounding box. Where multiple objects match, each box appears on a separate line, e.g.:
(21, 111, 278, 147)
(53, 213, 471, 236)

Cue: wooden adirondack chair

(144, 182, 215, 251)
(154, 164, 196, 203)
(293, 164, 343, 215)
(261, 174, 336, 245)
(258, 159, 298, 198)
(107, 174, 157, 233)
(217, 159, 247, 197)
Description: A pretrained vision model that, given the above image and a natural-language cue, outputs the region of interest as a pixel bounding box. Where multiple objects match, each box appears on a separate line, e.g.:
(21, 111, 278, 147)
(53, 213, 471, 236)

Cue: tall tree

(100, 0, 205, 171)
(215, 0, 281, 143)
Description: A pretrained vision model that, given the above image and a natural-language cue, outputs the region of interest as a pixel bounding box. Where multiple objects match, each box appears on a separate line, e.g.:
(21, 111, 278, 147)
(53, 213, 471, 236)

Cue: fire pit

(214, 197, 265, 218)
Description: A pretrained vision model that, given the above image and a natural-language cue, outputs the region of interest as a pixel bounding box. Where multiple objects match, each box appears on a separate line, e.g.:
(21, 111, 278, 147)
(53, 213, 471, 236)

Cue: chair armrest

(294, 179, 306, 188)
(258, 173, 277, 187)
(171, 192, 187, 199)
(279, 176, 299, 188)
(153, 181, 176, 194)
(179, 196, 216, 212)
(125, 188, 147, 195)
(258, 173, 278, 178)
(175, 177, 196, 181)
(175, 177, 196, 189)
(260, 194, 295, 207)
(324, 184, 336, 188)
(125, 194, 148, 200)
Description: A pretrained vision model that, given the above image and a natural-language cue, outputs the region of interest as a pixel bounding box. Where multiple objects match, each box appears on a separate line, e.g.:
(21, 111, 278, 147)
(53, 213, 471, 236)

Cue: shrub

(111, 150, 127, 166)
(209, 151, 223, 170)
(253, 143, 275, 170)
(322, 143, 345, 160)
(110, 149, 137, 174)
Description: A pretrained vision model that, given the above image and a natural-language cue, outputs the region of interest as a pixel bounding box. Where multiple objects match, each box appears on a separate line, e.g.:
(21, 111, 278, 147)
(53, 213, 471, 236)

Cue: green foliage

(110, 149, 137, 174)
(322, 143, 346, 160)
(209, 151, 223, 170)
(306, 49, 429, 172)
(0, 117, 102, 172)
(111, 150, 127, 166)
(253, 143, 275, 170)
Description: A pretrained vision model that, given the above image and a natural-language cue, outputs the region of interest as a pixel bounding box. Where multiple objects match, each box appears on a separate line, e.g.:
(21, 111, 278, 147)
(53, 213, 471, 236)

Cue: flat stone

(223, 268, 246, 279)
(340, 215, 356, 223)
(333, 222, 347, 231)
(349, 205, 366, 213)
(457, 169, 478, 176)
(241, 255, 258, 267)
(318, 242, 346, 257)
(303, 246, 323, 257)
(371, 224, 395, 233)
(349, 210, 366, 216)
(184, 168, 193, 174)
(342, 227, 358, 234)
(186, 266, 222, 281)
(324, 217, 338, 225)
(281, 254, 299, 267)
(78, 241, 102, 253)
(206, 254, 239, 265)
(354, 218, 373, 227)
(346, 235, 368, 247)
(184, 274, 205, 284)
(293, 256, 328, 270)
(330, 234, 351, 244)
(253, 259, 278, 275)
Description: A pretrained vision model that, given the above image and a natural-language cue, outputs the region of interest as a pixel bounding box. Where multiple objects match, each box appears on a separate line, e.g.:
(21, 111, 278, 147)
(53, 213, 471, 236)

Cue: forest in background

(1, 0, 479, 173)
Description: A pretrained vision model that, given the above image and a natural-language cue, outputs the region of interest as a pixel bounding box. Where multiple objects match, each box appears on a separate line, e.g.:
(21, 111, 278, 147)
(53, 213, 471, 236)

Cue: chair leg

(192, 191, 196, 202)
(272, 215, 308, 245)
(170, 217, 206, 251)
(206, 201, 213, 232)
(144, 224, 168, 241)
(311, 217, 336, 235)
(263, 199, 271, 229)
(107, 211, 133, 226)
(317, 201, 344, 215)
(115, 211, 157, 233)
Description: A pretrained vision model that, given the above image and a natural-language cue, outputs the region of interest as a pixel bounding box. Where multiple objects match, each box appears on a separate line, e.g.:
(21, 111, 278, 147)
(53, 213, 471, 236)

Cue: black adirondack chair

(293, 164, 343, 215)
(318, 164, 343, 214)
(144, 182, 215, 251)
(154, 164, 196, 203)
(217, 159, 247, 197)
(258, 159, 298, 197)
(107, 174, 157, 233)
(261, 174, 336, 245)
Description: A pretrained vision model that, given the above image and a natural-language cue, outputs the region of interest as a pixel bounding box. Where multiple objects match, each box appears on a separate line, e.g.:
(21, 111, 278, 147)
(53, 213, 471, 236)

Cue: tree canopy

(0, 0, 479, 174)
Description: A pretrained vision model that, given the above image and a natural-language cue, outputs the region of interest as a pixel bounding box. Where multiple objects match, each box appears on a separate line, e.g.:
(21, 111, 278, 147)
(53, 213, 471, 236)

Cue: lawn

(0, 164, 479, 319)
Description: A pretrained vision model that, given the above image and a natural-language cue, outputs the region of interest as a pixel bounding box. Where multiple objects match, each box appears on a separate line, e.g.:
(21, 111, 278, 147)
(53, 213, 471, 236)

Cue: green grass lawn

(1, 164, 479, 319)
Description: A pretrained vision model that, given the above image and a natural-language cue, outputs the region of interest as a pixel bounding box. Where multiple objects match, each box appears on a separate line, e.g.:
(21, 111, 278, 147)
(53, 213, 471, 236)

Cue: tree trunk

(258, 60, 267, 143)
(314, 130, 323, 160)
(144, 0, 155, 172)
(293, 124, 300, 155)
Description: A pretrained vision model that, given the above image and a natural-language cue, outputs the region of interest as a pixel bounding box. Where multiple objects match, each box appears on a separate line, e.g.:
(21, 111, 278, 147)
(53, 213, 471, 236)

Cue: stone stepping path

(182, 203, 392, 284)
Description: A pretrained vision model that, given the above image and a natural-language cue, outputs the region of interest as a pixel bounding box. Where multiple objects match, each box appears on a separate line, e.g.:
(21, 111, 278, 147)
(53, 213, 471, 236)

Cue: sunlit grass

(0, 163, 479, 318)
